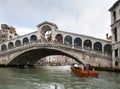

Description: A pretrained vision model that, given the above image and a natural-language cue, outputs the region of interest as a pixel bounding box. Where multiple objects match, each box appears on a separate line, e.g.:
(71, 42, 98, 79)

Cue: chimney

(106, 33, 109, 40)
(9, 26, 16, 33)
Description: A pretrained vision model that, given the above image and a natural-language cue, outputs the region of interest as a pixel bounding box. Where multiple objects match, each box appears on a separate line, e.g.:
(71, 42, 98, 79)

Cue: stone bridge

(0, 41, 112, 67)
(0, 21, 112, 67)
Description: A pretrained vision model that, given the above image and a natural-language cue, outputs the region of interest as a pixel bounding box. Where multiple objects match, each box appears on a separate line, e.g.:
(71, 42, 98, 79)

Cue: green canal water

(0, 66, 120, 89)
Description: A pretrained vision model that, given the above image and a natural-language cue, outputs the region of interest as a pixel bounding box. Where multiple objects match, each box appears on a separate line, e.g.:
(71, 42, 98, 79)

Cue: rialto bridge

(0, 21, 112, 67)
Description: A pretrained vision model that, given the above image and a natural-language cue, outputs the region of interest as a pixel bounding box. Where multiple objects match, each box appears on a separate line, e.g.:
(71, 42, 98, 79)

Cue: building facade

(109, 0, 120, 68)
(0, 24, 18, 43)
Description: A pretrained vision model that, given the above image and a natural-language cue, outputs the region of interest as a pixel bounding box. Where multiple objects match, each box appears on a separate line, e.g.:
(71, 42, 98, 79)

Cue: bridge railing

(41, 41, 112, 59)
(0, 40, 112, 59)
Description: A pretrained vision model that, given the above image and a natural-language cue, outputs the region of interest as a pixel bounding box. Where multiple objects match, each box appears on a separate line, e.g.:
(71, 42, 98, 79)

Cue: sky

(0, 0, 117, 40)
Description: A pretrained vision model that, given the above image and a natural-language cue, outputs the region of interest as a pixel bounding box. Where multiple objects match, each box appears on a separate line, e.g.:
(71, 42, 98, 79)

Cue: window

(2, 40, 5, 42)
(10, 31, 12, 34)
(113, 11, 116, 22)
(15, 33, 18, 36)
(2, 35, 5, 38)
(9, 36, 12, 39)
(115, 49, 118, 57)
(114, 28, 117, 42)
(115, 62, 118, 66)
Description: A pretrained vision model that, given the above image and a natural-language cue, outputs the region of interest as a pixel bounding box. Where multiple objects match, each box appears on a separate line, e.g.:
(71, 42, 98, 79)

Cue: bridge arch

(64, 36, 72, 45)
(23, 37, 29, 44)
(94, 42, 102, 52)
(74, 37, 82, 47)
(1, 44, 7, 51)
(8, 42, 14, 49)
(84, 39, 92, 49)
(104, 44, 112, 55)
(30, 35, 37, 42)
(15, 40, 21, 47)
(8, 46, 85, 66)
(55, 34, 63, 42)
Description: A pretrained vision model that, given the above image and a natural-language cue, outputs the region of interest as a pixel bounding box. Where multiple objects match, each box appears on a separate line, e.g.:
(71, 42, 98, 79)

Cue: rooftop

(109, 0, 120, 11)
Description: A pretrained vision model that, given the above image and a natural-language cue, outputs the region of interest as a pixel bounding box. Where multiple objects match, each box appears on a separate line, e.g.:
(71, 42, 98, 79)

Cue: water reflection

(0, 66, 120, 89)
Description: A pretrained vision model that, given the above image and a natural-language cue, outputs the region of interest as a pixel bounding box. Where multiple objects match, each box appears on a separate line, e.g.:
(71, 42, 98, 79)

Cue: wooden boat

(71, 66, 99, 78)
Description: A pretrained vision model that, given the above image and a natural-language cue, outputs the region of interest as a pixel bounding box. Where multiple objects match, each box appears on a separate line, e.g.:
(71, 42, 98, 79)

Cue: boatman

(79, 64, 84, 70)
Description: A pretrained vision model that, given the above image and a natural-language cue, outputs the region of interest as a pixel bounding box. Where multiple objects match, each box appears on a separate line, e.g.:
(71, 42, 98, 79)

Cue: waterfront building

(0, 24, 18, 43)
(109, 0, 120, 68)
(42, 55, 74, 66)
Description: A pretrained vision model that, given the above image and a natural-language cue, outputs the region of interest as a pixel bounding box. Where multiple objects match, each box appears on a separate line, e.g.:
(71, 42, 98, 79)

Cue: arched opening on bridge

(104, 44, 112, 55)
(94, 42, 102, 52)
(15, 40, 21, 47)
(84, 40, 92, 49)
(8, 42, 14, 49)
(30, 35, 37, 42)
(1, 44, 7, 51)
(23, 37, 29, 45)
(64, 36, 72, 45)
(74, 37, 82, 47)
(41, 25, 52, 41)
(55, 34, 63, 42)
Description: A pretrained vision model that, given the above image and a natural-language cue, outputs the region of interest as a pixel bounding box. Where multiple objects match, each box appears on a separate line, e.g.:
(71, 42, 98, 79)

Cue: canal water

(0, 66, 120, 89)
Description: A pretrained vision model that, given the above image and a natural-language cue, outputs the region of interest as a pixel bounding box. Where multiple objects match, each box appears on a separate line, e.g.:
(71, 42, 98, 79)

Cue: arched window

(15, 40, 21, 47)
(8, 42, 14, 49)
(30, 35, 37, 42)
(64, 36, 72, 45)
(94, 42, 102, 51)
(113, 11, 116, 22)
(55, 34, 63, 42)
(104, 44, 112, 55)
(1, 44, 7, 51)
(74, 37, 82, 47)
(114, 28, 117, 42)
(23, 37, 29, 44)
(84, 40, 92, 49)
